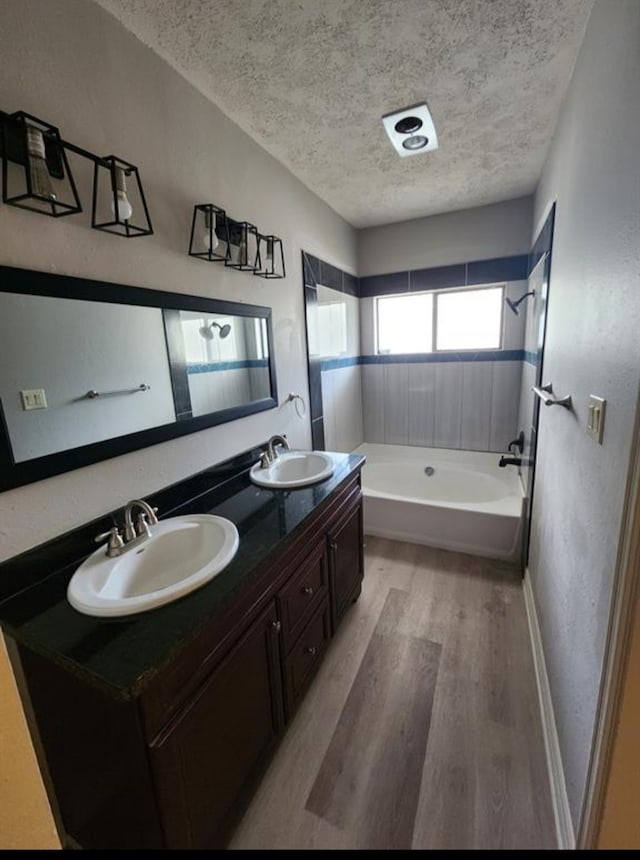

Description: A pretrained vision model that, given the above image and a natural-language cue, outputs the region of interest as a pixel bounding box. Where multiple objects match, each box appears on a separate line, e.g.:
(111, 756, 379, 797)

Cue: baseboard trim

(523, 569, 575, 850)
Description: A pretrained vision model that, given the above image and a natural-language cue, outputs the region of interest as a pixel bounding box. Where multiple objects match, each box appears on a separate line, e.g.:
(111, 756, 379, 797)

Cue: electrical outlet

(587, 395, 606, 444)
(20, 388, 48, 411)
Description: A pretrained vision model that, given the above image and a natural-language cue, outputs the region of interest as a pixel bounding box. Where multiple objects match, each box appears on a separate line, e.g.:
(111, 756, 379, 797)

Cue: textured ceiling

(94, 0, 594, 228)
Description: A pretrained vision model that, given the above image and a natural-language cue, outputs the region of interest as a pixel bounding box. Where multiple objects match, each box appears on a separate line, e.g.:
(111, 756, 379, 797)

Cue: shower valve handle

(508, 431, 525, 454)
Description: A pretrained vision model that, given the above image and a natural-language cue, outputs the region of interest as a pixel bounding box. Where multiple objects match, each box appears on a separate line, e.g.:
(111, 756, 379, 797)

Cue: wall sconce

(225, 221, 260, 272)
(1, 108, 153, 237)
(1, 111, 81, 216)
(188, 203, 231, 262)
(92, 156, 153, 237)
(254, 234, 285, 279)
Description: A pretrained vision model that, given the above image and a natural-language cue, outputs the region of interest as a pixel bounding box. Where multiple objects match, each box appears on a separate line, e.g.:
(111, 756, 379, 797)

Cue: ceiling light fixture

(402, 135, 428, 151)
(382, 102, 438, 158)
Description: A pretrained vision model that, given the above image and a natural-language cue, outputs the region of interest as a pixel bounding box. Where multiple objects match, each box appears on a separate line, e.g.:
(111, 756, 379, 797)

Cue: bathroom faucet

(260, 434, 290, 468)
(94, 499, 159, 557)
(123, 499, 159, 543)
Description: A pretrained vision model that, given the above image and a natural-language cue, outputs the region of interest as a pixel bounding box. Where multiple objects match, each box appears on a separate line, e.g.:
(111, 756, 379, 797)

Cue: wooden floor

(231, 537, 556, 850)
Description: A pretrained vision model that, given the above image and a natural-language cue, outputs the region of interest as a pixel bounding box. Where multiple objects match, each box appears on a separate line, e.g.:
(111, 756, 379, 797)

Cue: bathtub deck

(230, 537, 556, 850)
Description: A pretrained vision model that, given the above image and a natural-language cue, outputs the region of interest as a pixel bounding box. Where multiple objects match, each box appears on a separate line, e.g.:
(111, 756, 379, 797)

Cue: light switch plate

(20, 388, 48, 410)
(587, 395, 606, 444)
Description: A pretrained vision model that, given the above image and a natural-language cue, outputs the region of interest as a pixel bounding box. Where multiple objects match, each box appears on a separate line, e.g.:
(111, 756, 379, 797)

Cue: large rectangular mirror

(0, 265, 278, 491)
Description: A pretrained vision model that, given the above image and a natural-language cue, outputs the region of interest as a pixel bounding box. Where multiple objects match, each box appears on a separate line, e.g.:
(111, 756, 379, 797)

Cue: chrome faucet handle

(259, 451, 272, 469)
(135, 512, 152, 539)
(94, 527, 125, 558)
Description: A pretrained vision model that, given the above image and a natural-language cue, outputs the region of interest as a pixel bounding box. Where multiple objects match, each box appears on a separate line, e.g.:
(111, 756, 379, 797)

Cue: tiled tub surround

(360, 280, 528, 453)
(302, 250, 530, 456)
(187, 361, 270, 416)
(355, 442, 524, 560)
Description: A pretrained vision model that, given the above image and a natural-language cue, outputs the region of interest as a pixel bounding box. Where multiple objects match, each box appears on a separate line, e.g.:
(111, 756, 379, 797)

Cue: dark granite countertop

(0, 450, 365, 700)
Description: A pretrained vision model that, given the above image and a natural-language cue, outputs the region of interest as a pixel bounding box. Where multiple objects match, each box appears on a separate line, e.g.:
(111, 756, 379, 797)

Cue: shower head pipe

(505, 291, 535, 316)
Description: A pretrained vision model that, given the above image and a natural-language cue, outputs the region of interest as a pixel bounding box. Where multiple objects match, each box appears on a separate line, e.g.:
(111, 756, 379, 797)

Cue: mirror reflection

(177, 311, 271, 417)
(0, 270, 276, 488)
(0, 292, 177, 462)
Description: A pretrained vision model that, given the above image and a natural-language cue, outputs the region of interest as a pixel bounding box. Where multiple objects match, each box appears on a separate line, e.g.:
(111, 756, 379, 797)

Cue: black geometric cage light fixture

(225, 220, 260, 272)
(254, 234, 285, 279)
(188, 203, 231, 262)
(1, 111, 81, 217)
(92, 155, 153, 237)
(0, 108, 153, 237)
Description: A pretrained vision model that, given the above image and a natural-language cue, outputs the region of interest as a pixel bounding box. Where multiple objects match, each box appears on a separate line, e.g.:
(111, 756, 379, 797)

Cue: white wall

(0, 0, 357, 562)
(529, 0, 640, 831)
(357, 196, 533, 276)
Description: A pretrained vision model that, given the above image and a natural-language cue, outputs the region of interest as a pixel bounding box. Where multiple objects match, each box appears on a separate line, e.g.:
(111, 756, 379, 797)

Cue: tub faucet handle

(508, 431, 525, 454)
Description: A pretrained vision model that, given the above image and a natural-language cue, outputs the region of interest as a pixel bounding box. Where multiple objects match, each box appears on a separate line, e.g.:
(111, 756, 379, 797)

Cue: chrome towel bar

(84, 383, 150, 400)
(532, 382, 572, 409)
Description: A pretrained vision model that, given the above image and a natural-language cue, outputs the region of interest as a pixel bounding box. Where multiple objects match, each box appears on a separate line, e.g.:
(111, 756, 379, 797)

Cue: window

(375, 285, 504, 354)
(377, 293, 433, 354)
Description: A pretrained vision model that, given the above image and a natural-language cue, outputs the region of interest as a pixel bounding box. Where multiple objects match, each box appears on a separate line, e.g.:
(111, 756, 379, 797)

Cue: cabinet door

(149, 602, 283, 849)
(327, 499, 364, 630)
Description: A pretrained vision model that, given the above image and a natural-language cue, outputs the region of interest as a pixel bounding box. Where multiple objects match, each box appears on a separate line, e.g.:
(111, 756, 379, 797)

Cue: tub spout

(499, 455, 531, 468)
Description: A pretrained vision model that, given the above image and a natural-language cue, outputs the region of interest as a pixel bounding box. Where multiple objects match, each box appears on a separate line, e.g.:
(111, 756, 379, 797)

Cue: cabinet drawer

(277, 541, 327, 651)
(283, 599, 331, 719)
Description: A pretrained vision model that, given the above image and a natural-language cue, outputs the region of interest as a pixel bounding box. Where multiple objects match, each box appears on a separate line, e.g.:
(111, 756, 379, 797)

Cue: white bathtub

(354, 443, 524, 561)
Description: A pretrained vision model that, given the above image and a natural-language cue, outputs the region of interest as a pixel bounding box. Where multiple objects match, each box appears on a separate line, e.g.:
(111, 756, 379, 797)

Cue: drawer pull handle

(305, 646, 317, 656)
(330, 540, 338, 552)
(302, 585, 314, 596)
(271, 621, 281, 633)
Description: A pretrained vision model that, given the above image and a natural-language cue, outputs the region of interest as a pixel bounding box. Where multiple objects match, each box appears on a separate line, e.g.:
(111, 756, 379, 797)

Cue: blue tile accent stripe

(359, 254, 529, 299)
(304, 250, 529, 301)
(319, 356, 361, 371)
(529, 203, 556, 275)
(320, 350, 526, 371)
(361, 349, 525, 365)
(466, 255, 529, 285)
(524, 350, 537, 366)
(187, 359, 268, 374)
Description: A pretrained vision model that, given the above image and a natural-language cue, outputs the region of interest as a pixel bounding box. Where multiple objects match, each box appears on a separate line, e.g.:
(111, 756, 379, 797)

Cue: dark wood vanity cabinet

(149, 601, 284, 849)
(12, 474, 364, 850)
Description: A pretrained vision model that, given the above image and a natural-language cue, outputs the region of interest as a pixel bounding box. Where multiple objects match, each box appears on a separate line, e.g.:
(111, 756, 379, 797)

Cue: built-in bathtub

(354, 443, 524, 561)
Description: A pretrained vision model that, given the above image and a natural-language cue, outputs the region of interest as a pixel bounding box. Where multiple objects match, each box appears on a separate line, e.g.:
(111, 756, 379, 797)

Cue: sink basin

(249, 450, 335, 489)
(67, 514, 239, 618)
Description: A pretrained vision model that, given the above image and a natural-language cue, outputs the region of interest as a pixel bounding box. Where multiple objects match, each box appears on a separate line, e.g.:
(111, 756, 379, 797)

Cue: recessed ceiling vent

(382, 103, 438, 157)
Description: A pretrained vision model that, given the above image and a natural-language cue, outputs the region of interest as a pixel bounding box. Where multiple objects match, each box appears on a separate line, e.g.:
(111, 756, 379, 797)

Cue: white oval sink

(67, 514, 239, 618)
(249, 450, 335, 489)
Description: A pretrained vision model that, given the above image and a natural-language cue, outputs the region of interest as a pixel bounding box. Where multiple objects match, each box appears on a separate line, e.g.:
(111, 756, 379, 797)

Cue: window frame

(375, 282, 506, 356)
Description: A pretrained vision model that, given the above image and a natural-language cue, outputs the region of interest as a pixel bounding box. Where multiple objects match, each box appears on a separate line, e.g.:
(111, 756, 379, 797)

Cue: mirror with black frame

(0, 265, 278, 491)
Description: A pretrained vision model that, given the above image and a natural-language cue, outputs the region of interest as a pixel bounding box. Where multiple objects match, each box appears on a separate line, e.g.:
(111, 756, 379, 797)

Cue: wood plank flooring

(230, 537, 556, 850)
